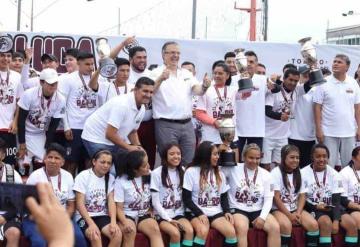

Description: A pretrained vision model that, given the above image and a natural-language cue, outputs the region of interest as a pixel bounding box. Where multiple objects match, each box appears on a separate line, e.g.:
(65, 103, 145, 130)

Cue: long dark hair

(280, 145, 301, 193)
(160, 143, 184, 188)
(348, 146, 360, 167)
(92, 149, 112, 194)
(188, 141, 222, 191)
(121, 150, 150, 183)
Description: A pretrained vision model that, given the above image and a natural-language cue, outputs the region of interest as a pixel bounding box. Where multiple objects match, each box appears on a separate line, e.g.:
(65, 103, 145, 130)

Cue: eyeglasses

(164, 51, 181, 56)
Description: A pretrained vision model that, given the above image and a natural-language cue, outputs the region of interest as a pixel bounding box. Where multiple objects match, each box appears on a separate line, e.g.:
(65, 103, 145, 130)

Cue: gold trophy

(298, 37, 326, 87)
(95, 38, 117, 78)
(218, 113, 237, 167)
(234, 48, 254, 93)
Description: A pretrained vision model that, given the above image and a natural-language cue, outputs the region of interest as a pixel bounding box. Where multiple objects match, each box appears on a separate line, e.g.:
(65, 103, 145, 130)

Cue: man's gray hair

(161, 41, 179, 54)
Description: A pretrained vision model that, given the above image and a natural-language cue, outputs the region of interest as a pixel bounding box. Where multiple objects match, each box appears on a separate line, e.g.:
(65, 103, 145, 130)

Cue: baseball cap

(41, 53, 58, 63)
(298, 65, 310, 74)
(39, 68, 59, 84)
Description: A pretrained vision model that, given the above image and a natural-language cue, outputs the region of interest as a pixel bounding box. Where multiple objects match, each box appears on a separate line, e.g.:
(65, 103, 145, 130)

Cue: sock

(319, 236, 331, 247)
(170, 242, 181, 247)
(193, 237, 205, 247)
(281, 234, 291, 247)
(305, 231, 319, 247)
(345, 236, 358, 247)
(182, 239, 193, 247)
(224, 237, 238, 247)
(358, 230, 360, 245)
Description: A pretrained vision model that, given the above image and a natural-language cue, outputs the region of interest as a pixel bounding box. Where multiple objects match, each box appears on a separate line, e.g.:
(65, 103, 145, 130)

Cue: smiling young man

(17, 68, 65, 174)
(314, 54, 360, 168)
(81, 77, 154, 162)
(23, 143, 87, 247)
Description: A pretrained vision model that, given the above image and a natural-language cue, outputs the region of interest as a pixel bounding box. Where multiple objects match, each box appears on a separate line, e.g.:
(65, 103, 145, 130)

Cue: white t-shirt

(81, 92, 145, 145)
(340, 165, 360, 204)
(17, 86, 65, 135)
(58, 71, 99, 130)
(313, 75, 360, 137)
(98, 80, 134, 106)
(235, 74, 267, 137)
(222, 163, 274, 212)
(0, 70, 23, 130)
(301, 164, 344, 206)
(271, 166, 306, 212)
(265, 88, 297, 139)
(114, 175, 151, 218)
(150, 65, 199, 119)
(150, 166, 184, 219)
(290, 84, 316, 141)
(128, 68, 150, 84)
(196, 85, 237, 144)
(183, 166, 228, 217)
(21, 64, 39, 90)
(26, 168, 75, 207)
(128, 68, 152, 121)
(73, 168, 115, 221)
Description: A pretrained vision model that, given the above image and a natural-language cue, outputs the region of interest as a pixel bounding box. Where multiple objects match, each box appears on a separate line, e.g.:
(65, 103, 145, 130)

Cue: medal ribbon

(214, 86, 227, 102)
(44, 167, 61, 191)
(313, 168, 327, 189)
(132, 178, 144, 196)
(244, 166, 258, 190)
(352, 166, 360, 184)
(114, 83, 127, 95)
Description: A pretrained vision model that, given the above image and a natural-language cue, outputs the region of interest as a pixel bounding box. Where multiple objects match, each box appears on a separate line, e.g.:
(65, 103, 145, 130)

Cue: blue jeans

(22, 218, 87, 247)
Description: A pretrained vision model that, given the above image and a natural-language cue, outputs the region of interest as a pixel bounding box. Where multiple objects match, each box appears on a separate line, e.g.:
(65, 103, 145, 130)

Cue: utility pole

(117, 8, 121, 35)
(263, 0, 268, 41)
(191, 0, 197, 39)
(234, 0, 261, 41)
(17, 0, 22, 31)
(30, 0, 34, 31)
(205, 16, 208, 39)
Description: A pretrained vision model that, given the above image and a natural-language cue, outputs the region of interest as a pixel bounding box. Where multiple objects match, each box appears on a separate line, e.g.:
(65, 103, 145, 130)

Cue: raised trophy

(0, 33, 13, 53)
(298, 37, 326, 87)
(217, 113, 237, 167)
(95, 38, 117, 78)
(234, 48, 254, 93)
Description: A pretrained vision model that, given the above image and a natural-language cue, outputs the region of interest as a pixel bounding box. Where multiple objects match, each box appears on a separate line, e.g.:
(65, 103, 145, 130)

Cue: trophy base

(218, 151, 237, 167)
(238, 78, 254, 93)
(309, 69, 326, 87)
(99, 58, 118, 78)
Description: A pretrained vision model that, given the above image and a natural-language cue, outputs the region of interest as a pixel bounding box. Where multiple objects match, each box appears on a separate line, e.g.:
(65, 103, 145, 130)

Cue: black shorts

(0, 132, 17, 166)
(346, 208, 360, 214)
(65, 129, 89, 163)
(230, 208, 262, 226)
(305, 206, 346, 221)
(53, 131, 67, 147)
(77, 215, 111, 233)
(155, 215, 184, 224)
(125, 214, 152, 225)
(184, 212, 224, 223)
(3, 219, 21, 233)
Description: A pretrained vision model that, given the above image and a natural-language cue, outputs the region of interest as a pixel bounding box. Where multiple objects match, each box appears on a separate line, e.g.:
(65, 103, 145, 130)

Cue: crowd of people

(1, 36, 360, 247)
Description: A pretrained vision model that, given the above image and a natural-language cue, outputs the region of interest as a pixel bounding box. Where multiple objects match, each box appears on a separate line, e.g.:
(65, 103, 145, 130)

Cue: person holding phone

(23, 143, 87, 247)
(151, 143, 194, 247)
(115, 150, 164, 247)
(0, 137, 23, 247)
(183, 141, 237, 247)
(271, 145, 319, 247)
(301, 144, 358, 247)
(222, 143, 280, 247)
(74, 150, 122, 247)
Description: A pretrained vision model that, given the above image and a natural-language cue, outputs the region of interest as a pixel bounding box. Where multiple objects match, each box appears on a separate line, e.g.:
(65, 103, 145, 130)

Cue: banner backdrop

(7, 32, 360, 79)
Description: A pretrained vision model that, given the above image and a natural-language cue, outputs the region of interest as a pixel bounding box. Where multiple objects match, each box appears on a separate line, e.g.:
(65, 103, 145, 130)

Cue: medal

(79, 73, 95, 109)
(244, 166, 258, 206)
(313, 167, 327, 203)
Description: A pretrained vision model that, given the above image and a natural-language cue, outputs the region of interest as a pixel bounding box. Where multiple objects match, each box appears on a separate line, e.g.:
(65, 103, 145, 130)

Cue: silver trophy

(234, 48, 254, 93)
(0, 33, 13, 53)
(96, 38, 117, 78)
(218, 113, 237, 167)
(122, 38, 139, 55)
(298, 37, 326, 87)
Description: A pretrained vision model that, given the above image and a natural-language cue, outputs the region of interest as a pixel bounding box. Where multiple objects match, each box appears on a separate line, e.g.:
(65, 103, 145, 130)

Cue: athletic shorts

(261, 137, 288, 164)
(230, 208, 262, 227)
(77, 215, 110, 233)
(184, 212, 224, 223)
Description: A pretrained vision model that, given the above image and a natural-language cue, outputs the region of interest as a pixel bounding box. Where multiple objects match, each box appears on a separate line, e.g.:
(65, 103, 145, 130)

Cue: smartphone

(0, 182, 38, 214)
